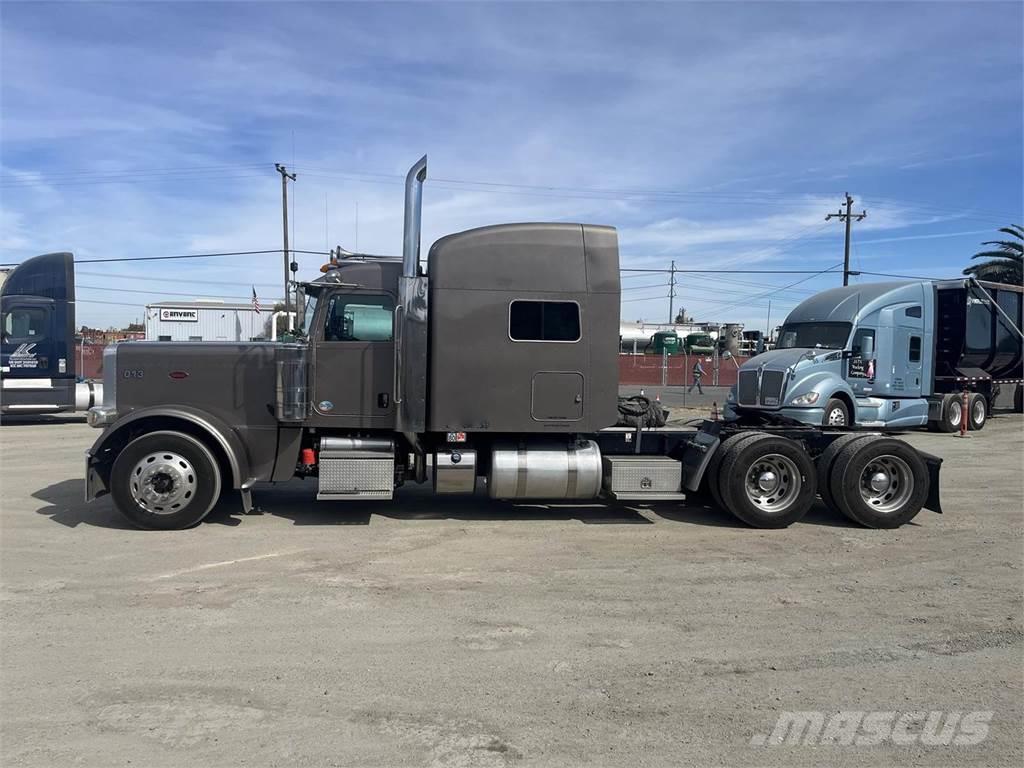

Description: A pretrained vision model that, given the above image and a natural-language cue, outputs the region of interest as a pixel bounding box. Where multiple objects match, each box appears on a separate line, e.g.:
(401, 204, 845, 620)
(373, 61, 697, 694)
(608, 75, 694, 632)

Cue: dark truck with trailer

(1, 252, 103, 416)
(724, 279, 1023, 430)
(84, 157, 943, 531)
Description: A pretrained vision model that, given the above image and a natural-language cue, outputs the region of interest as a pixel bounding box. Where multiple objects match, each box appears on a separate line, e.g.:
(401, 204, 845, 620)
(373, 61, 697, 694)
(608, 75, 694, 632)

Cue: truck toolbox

(602, 455, 685, 501)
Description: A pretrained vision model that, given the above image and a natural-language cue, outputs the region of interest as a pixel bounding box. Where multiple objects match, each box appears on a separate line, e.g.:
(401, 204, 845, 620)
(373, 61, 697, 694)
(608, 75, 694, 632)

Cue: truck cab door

(1, 298, 57, 379)
(311, 291, 395, 426)
(846, 326, 876, 395)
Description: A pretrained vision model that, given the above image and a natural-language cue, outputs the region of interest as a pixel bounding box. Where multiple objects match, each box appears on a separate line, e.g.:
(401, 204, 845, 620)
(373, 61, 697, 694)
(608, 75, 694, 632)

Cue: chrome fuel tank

(487, 440, 602, 499)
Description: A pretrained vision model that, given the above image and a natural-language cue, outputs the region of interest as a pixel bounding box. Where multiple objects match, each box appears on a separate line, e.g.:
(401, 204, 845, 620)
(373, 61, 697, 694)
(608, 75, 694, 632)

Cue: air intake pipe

(402, 155, 428, 278)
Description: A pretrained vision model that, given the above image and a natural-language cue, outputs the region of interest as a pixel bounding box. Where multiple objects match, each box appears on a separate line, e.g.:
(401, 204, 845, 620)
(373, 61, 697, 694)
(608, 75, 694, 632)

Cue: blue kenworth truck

(726, 279, 1023, 431)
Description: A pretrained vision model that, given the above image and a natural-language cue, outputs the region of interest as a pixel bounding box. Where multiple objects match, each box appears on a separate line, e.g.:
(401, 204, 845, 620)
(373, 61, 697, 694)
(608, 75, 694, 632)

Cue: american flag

(251, 286, 261, 314)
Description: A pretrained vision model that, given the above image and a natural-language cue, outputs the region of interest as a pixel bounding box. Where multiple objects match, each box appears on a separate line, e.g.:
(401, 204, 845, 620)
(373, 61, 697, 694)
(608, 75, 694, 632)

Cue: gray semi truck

(725, 279, 1023, 430)
(84, 157, 943, 531)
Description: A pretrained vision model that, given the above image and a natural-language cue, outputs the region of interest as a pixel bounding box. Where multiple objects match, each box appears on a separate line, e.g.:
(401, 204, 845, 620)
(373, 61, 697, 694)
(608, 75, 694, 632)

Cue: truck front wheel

(828, 437, 928, 528)
(718, 436, 817, 528)
(821, 398, 850, 427)
(110, 431, 222, 530)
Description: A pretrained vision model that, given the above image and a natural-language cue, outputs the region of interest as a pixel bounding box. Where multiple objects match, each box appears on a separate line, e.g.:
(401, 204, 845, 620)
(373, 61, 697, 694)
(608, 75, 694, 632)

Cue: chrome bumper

(86, 405, 117, 428)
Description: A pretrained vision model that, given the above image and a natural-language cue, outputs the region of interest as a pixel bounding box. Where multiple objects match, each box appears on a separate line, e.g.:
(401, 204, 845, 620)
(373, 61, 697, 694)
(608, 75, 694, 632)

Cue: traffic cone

(711, 401, 719, 421)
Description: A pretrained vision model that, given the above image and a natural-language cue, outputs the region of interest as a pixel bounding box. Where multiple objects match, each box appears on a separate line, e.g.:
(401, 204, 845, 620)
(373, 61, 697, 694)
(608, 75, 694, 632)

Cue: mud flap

(681, 424, 721, 492)
(918, 449, 943, 514)
(84, 450, 108, 502)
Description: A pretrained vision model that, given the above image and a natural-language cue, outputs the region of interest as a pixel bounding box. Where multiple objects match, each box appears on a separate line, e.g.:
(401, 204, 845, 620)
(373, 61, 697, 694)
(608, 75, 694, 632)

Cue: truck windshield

(776, 322, 851, 350)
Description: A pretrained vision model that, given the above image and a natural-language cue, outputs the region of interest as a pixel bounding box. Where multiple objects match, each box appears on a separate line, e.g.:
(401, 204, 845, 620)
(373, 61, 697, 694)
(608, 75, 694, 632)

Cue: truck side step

(605, 490, 688, 502)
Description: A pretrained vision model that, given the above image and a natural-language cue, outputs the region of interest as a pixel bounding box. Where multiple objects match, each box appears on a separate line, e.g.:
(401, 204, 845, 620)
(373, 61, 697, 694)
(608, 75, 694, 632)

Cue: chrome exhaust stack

(396, 155, 430, 454)
(402, 155, 427, 278)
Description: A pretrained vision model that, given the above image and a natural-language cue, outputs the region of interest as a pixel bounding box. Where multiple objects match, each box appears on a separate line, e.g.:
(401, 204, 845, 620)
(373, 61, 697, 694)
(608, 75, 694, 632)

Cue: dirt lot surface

(2, 414, 1022, 767)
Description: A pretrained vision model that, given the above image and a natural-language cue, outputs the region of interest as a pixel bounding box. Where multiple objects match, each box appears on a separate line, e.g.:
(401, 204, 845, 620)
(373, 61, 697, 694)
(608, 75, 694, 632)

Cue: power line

(74, 249, 292, 264)
(78, 284, 256, 300)
(698, 263, 844, 315)
(620, 267, 839, 274)
(76, 270, 283, 287)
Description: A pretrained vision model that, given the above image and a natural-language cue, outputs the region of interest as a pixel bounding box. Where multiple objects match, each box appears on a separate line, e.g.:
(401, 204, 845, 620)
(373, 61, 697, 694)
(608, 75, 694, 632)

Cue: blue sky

(2, 1, 1021, 330)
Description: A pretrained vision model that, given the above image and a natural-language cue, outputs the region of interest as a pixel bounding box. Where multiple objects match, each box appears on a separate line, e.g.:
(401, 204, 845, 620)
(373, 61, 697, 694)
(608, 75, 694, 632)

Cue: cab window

(323, 294, 394, 342)
(1, 307, 48, 343)
(851, 328, 875, 356)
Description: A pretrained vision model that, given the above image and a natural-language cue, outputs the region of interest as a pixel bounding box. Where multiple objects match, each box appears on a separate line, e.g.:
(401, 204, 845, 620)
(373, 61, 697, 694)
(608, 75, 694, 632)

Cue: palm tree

(963, 225, 1023, 284)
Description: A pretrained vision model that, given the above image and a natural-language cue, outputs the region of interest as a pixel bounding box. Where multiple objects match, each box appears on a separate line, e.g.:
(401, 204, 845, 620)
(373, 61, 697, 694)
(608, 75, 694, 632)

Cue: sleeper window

(509, 301, 580, 342)
(324, 294, 394, 342)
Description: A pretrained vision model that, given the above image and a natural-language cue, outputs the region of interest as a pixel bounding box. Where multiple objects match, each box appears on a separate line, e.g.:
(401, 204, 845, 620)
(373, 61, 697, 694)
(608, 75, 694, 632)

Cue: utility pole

(766, 299, 772, 339)
(826, 192, 867, 287)
(668, 259, 677, 323)
(275, 163, 297, 317)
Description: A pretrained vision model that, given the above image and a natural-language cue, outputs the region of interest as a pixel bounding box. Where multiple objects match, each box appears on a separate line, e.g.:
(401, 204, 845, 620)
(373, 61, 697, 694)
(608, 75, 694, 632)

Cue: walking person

(689, 359, 705, 395)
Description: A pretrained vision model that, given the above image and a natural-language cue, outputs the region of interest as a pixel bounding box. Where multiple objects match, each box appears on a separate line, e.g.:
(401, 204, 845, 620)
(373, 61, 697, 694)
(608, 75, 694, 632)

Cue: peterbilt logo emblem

(318, 400, 334, 412)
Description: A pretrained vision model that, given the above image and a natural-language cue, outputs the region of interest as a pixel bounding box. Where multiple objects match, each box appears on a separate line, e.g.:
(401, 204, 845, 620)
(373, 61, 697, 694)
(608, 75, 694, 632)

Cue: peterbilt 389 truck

(1, 252, 103, 415)
(725, 279, 1023, 430)
(84, 157, 943, 531)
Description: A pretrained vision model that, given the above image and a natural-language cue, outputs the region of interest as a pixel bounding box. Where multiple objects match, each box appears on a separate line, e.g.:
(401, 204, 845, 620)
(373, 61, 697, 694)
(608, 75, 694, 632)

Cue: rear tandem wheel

(717, 434, 818, 529)
(827, 436, 930, 528)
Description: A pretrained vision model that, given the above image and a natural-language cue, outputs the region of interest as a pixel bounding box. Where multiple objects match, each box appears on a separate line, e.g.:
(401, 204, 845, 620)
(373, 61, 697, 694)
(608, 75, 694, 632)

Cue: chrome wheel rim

(129, 451, 197, 514)
(948, 400, 962, 426)
(827, 407, 847, 426)
(858, 455, 913, 514)
(972, 399, 985, 424)
(744, 454, 801, 514)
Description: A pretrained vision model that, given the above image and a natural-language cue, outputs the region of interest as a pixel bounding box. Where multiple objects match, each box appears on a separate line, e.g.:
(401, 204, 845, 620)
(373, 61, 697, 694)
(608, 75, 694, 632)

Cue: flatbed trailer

(83, 156, 943, 531)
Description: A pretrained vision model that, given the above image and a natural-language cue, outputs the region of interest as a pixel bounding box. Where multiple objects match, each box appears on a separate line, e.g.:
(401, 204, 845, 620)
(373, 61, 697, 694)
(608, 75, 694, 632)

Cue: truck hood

(739, 347, 832, 372)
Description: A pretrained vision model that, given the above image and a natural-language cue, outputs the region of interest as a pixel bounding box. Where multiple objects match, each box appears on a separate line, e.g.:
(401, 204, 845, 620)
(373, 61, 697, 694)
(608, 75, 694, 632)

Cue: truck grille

(737, 368, 787, 408)
(760, 370, 786, 406)
(737, 370, 758, 405)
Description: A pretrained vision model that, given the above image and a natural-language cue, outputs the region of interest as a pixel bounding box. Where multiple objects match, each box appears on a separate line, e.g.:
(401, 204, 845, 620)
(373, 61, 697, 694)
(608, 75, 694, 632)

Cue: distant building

(144, 300, 280, 341)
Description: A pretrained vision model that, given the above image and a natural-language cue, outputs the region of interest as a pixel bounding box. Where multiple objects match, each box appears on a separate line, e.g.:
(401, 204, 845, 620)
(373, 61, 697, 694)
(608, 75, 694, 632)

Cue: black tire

(822, 398, 851, 428)
(937, 394, 964, 433)
(110, 431, 222, 530)
(968, 393, 987, 431)
(1014, 384, 1023, 413)
(828, 437, 929, 528)
(719, 435, 817, 528)
(815, 434, 876, 514)
(703, 432, 766, 510)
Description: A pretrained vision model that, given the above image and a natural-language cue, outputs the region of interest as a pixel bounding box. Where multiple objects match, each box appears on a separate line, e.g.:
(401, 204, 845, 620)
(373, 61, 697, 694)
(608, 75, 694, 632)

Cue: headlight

(790, 391, 820, 406)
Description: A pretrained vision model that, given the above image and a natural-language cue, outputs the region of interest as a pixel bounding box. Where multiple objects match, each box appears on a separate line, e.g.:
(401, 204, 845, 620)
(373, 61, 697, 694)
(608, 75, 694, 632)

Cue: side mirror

(862, 336, 874, 358)
(722, 351, 732, 359)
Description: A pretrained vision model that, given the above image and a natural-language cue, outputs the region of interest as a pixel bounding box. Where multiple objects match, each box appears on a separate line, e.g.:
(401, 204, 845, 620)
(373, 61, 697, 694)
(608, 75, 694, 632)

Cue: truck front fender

(87, 405, 252, 492)
(788, 371, 857, 413)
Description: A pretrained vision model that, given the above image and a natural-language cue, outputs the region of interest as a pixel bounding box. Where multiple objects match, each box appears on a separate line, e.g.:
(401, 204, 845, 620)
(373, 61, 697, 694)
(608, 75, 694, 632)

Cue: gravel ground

(1, 414, 1021, 767)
